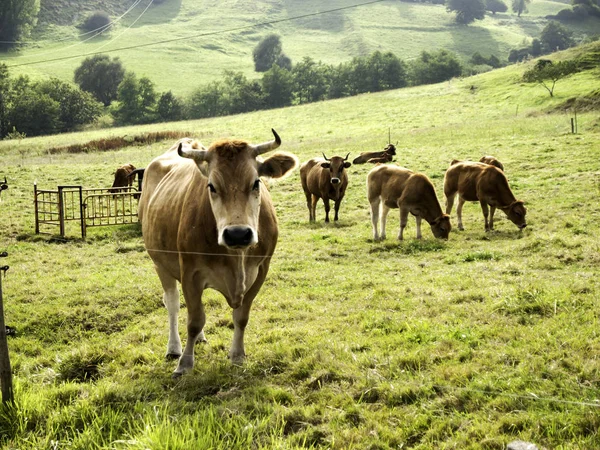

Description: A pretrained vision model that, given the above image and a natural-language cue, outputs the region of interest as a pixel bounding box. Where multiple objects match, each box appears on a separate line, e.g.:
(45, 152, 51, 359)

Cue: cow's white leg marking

(174, 270, 206, 376)
(155, 265, 182, 359)
(456, 197, 466, 231)
(380, 204, 390, 241)
(415, 215, 423, 239)
(369, 197, 381, 240)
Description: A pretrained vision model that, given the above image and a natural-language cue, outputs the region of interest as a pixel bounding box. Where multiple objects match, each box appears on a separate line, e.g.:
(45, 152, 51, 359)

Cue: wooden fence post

(0, 253, 13, 405)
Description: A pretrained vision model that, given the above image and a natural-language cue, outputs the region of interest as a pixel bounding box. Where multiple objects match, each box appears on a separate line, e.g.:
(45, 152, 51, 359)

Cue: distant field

(1, 0, 596, 98)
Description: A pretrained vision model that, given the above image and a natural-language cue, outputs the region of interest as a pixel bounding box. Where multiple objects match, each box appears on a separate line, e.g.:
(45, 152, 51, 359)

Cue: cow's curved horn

(250, 129, 281, 156)
(178, 142, 210, 163)
(322, 152, 330, 161)
(344, 153, 350, 161)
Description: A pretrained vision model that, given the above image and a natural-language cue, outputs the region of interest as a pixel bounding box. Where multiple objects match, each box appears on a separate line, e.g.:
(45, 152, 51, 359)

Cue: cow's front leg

(398, 207, 409, 240)
(334, 199, 342, 221)
(456, 197, 466, 231)
(445, 192, 456, 215)
(155, 265, 182, 359)
(230, 264, 267, 364)
(489, 205, 496, 230)
(480, 201, 490, 231)
(174, 270, 206, 377)
(323, 197, 331, 223)
(310, 195, 319, 222)
(415, 215, 423, 239)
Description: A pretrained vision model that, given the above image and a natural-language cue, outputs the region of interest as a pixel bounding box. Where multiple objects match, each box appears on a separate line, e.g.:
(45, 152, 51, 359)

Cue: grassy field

(0, 44, 599, 448)
(1, 0, 598, 97)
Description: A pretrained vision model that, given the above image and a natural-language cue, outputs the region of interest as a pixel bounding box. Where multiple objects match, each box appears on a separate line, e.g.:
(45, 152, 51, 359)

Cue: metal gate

(34, 184, 140, 239)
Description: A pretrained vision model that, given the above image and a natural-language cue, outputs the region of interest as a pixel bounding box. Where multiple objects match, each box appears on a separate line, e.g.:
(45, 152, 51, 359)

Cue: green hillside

(1, 0, 598, 97)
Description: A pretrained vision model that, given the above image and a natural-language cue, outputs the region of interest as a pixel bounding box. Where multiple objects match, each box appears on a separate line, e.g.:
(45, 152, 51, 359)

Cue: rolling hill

(1, 0, 598, 97)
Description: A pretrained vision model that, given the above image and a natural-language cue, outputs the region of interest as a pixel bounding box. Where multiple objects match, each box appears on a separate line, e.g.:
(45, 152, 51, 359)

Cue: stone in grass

(507, 441, 540, 450)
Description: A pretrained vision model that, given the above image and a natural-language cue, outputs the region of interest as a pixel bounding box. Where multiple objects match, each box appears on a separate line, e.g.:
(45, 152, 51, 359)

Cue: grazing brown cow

(300, 153, 351, 222)
(444, 161, 526, 232)
(479, 155, 504, 172)
(109, 163, 136, 193)
(352, 144, 396, 165)
(367, 165, 451, 240)
(138, 129, 298, 376)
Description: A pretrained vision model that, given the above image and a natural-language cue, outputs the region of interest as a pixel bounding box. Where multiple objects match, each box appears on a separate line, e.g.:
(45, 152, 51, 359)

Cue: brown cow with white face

(138, 129, 297, 376)
(352, 144, 396, 165)
(300, 153, 351, 222)
(367, 165, 451, 240)
(444, 160, 526, 232)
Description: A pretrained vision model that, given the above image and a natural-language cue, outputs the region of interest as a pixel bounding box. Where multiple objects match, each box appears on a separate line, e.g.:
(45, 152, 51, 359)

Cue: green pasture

(0, 45, 599, 448)
(2, 0, 596, 97)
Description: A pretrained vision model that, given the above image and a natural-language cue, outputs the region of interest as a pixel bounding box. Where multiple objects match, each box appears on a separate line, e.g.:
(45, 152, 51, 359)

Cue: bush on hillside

(540, 21, 574, 52)
(253, 34, 292, 72)
(446, 0, 486, 24)
(80, 11, 111, 33)
(485, 0, 508, 14)
(409, 50, 463, 85)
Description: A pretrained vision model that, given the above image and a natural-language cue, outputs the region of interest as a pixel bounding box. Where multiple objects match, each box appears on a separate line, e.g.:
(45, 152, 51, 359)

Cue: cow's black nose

(223, 226, 254, 247)
(331, 178, 340, 184)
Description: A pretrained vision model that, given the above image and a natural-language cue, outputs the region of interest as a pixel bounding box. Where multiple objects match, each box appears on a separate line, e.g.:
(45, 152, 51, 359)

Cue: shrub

(80, 11, 111, 33)
(409, 50, 463, 85)
(74, 54, 125, 106)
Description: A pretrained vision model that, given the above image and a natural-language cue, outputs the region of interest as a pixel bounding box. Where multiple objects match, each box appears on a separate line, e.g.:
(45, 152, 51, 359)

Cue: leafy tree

(187, 82, 227, 119)
(253, 34, 291, 72)
(446, 0, 486, 24)
(111, 72, 158, 125)
(531, 38, 543, 56)
(74, 54, 125, 106)
(511, 0, 531, 16)
(485, 0, 508, 13)
(522, 59, 579, 96)
(0, 0, 40, 51)
(261, 64, 293, 108)
(157, 91, 184, 122)
(409, 50, 463, 85)
(8, 92, 60, 136)
(220, 71, 265, 114)
(0, 64, 10, 137)
(327, 63, 353, 99)
(292, 57, 330, 104)
(540, 21, 574, 52)
(35, 78, 102, 131)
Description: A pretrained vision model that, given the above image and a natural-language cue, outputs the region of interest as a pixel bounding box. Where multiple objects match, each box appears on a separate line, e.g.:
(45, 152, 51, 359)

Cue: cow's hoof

(171, 371, 183, 379)
(165, 352, 181, 360)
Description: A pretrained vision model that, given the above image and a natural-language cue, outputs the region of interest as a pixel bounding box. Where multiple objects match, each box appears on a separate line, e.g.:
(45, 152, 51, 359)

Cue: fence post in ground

(58, 186, 65, 238)
(0, 256, 12, 405)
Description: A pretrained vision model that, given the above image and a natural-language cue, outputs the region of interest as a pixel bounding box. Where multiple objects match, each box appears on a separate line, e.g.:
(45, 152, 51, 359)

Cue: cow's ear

(344, 162, 352, 168)
(258, 152, 298, 179)
(321, 162, 331, 168)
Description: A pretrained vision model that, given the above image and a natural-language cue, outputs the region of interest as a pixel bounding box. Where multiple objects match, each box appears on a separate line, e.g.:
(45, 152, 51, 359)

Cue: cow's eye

(252, 179, 261, 191)
(208, 183, 216, 193)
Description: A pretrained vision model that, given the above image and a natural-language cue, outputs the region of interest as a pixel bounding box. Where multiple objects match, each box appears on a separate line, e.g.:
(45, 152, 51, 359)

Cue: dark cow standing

(352, 144, 396, 165)
(444, 160, 526, 232)
(109, 163, 136, 193)
(138, 130, 298, 376)
(300, 153, 351, 222)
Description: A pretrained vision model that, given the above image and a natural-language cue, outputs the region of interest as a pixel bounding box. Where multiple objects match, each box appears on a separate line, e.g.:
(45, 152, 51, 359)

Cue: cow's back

(368, 165, 412, 207)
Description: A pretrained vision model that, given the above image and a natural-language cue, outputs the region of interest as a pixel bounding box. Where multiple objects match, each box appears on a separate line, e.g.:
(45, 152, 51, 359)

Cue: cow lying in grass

(300, 153, 351, 222)
(352, 144, 396, 165)
(367, 165, 451, 240)
(444, 160, 526, 232)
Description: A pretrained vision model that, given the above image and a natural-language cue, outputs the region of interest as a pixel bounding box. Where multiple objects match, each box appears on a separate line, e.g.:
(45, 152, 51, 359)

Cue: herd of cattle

(109, 130, 526, 376)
